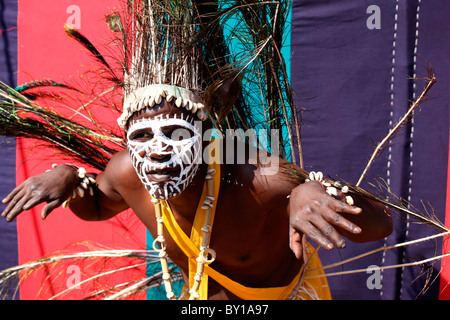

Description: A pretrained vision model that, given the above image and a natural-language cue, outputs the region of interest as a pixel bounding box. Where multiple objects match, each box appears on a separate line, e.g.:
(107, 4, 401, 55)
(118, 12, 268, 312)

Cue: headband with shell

(118, 84, 207, 128)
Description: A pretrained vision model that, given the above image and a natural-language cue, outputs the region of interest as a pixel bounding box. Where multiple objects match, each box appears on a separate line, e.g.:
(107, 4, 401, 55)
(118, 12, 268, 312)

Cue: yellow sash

(160, 152, 221, 300)
(159, 163, 331, 299)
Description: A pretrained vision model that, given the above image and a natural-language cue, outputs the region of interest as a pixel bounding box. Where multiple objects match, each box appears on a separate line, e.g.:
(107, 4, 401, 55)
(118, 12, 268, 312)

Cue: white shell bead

(316, 172, 323, 181)
(139, 98, 145, 110)
(194, 274, 202, 281)
(175, 97, 182, 107)
(326, 187, 338, 197)
(166, 292, 175, 299)
(345, 196, 354, 206)
(76, 187, 85, 198)
(190, 292, 200, 299)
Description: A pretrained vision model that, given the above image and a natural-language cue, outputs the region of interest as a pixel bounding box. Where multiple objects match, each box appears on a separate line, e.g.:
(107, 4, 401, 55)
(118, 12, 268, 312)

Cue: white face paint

(126, 113, 202, 200)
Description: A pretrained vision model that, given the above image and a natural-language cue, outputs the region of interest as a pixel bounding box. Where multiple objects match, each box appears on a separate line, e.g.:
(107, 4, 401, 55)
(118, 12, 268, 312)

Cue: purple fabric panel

(0, 0, 18, 299)
(396, 0, 449, 300)
(291, 0, 448, 299)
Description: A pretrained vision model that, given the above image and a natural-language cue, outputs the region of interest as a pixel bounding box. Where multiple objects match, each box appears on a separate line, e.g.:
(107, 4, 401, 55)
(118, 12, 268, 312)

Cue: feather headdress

(115, 0, 208, 127)
(0, 0, 298, 165)
(112, 0, 300, 165)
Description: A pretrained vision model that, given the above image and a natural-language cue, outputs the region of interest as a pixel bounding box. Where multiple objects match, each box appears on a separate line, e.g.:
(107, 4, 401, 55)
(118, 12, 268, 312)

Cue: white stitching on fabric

(381, 0, 400, 299)
(399, 0, 421, 300)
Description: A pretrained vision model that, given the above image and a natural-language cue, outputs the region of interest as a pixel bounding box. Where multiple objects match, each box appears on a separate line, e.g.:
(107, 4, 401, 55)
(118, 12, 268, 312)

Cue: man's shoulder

(252, 156, 299, 183)
(109, 149, 130, 163)
(104, 149, 138, 182)
(228, 157, 299, 202)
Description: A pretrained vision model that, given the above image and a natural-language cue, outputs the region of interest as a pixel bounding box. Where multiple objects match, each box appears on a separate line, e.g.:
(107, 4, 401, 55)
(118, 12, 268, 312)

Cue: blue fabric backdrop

(0, 0, 17, 301)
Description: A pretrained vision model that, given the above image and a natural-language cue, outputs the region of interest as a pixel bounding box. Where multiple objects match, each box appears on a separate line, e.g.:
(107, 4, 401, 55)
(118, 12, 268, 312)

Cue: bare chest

(123, 182, 298, 292)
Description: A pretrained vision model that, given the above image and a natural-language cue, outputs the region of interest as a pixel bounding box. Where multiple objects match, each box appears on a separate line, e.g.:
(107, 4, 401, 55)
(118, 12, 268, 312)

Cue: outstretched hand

(288, 180, 363, 258)
(1, 165, 79, 221)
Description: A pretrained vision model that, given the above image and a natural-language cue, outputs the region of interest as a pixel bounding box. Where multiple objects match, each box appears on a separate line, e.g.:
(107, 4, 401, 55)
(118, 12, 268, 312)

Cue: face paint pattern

(127, 113, 202, 200)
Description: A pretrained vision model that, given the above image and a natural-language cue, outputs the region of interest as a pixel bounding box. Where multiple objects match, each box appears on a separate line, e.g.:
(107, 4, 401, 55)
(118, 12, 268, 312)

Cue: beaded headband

(118, 84, 207, 128)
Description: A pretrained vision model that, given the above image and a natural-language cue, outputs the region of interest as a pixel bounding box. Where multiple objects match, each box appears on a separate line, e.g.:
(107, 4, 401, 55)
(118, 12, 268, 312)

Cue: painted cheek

(127, 144, 144, 162)
(127, 143, 148, 177)
(136, 145, 148, 159)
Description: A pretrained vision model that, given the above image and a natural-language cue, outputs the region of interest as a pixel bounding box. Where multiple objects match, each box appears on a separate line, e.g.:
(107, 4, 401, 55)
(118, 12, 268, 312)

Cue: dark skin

(1, 100, 393, 299)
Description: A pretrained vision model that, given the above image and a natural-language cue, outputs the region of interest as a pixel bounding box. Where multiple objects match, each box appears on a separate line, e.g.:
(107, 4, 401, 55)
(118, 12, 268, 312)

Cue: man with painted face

(1, 82, 393, 300)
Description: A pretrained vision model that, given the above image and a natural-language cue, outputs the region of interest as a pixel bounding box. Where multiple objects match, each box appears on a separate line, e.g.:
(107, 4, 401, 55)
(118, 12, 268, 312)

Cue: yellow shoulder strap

(161, 139, 221, 300)
(188, 152, 221, 299)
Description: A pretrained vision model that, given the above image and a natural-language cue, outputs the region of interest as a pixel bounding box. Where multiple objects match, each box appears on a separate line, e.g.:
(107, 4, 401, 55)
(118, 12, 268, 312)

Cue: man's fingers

(295, 209, 356, 250)
(289, 228, 303, 260)
(23, 196, 46, 211)
(2, 184, 23, 205)
(299, 221, 337, 250)
(315, 218, 348, 249)
(2, 188, 26, 216)
(2, 185, 58, 221)
(2, 189, 30, 221)
(41, 199, 62, 220)
(329, 197, 362, 215)
(324, 210, 362, 236)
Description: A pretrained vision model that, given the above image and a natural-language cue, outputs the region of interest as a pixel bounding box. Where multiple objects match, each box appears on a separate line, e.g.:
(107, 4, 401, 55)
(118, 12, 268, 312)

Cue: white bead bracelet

(305, 171, 354, 206)
(48, 164, 96, 208)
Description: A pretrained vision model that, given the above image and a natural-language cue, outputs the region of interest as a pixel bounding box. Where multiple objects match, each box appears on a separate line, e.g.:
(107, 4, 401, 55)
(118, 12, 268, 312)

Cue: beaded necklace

(151, 159, 219, 300)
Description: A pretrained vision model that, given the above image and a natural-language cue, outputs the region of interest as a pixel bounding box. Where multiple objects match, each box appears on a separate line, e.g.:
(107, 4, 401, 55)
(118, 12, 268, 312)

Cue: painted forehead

(126, 101, 193, 126)
(118, 84, 207, 128)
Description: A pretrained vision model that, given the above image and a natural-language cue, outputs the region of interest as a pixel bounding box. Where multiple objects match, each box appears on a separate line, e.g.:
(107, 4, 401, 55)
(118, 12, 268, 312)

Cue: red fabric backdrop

(16, 0, 146, 299)
(440, 139, 450, 298)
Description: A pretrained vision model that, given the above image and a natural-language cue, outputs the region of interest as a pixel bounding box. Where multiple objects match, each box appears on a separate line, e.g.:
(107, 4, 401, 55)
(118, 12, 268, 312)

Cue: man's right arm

(68, 150, 132, 221)
(1, 150, 131, 222)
